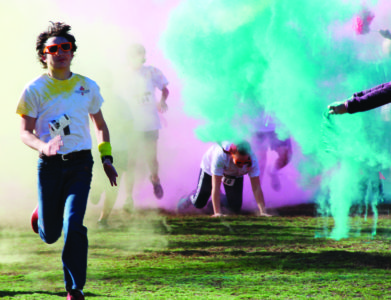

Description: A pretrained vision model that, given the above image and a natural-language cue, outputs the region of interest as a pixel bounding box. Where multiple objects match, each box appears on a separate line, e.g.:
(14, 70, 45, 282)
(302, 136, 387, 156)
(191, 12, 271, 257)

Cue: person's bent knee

(193, 197, 208, 209)
(193, 202, 207, 209)
(40, 230, 62, 244)
(191, 194, 209, 209)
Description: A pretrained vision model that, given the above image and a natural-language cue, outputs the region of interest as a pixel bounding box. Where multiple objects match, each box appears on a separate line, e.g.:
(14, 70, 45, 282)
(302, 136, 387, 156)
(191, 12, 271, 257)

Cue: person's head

(128, 43, 146, 69)
(229, 141, 252, 168)
(36, 22, 77, 70)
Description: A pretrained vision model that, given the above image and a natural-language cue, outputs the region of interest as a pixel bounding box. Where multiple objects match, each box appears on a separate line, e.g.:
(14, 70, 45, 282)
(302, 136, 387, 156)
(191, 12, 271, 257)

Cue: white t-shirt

(16, 73, 104, 154)
(200, 142, 260, 178)
(127, 65, 169, 132)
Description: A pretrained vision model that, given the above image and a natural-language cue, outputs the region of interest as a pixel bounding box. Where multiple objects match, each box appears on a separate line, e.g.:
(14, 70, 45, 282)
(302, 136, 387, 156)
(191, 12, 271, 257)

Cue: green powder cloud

(162, 0, 390, 239)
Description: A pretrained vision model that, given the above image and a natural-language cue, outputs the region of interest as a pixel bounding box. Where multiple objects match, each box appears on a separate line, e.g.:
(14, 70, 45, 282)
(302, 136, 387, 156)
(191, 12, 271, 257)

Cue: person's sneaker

(31, 206, 39, 234)
(97, 219, 109, 229)
(67, 289, 84, 300)
(151, 180, 164, 199)
(177, 196, 192, 213)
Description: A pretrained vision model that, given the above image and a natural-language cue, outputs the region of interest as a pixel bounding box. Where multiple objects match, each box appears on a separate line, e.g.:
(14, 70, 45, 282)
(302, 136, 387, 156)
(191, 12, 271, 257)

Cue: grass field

(0, 206, 391, 299)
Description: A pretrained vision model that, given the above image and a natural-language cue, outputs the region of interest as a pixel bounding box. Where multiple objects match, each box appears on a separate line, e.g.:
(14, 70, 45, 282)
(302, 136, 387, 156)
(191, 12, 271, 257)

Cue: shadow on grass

(167, 235, 320, 249)
(89, 215, 391, 252)
(0, 291, 99, 297)
(87, 250, 391, 290)
(88, 222, 320, 252)
(153, 249, 391, 270)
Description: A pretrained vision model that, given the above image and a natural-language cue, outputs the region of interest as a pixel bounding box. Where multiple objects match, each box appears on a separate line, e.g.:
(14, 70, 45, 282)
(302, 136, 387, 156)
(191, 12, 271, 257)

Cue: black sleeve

(346, 82, 391, 114)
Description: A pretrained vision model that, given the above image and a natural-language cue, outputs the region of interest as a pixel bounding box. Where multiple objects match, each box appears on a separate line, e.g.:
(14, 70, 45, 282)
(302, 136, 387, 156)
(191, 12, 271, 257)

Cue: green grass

(1, 209, 391, 299)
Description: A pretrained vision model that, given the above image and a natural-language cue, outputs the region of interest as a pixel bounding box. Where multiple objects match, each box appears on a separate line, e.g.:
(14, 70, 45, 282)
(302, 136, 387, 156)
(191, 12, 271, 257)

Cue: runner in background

(97, 44, 169, 227)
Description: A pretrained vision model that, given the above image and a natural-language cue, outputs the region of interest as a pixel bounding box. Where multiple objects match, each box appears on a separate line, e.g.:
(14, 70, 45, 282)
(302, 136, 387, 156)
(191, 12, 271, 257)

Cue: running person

(238, 85, 292, 191)
(16, 22, 118, 300)
(97, 43, 169, 225)
(254, 112, 292, 191)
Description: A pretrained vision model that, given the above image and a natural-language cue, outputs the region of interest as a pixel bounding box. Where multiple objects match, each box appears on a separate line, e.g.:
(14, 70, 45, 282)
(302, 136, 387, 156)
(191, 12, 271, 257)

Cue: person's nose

(56, 48, 66, 55)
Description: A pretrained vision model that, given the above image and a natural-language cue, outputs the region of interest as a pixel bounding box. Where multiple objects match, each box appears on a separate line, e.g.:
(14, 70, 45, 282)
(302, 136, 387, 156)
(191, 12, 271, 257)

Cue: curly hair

(36, 22, 77, 68)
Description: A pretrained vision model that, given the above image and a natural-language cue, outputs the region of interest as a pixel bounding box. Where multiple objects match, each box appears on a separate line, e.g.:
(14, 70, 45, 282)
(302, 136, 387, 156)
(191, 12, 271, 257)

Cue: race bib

(222, 176, 235, 186)
(49, 114, 71, 138)
(139, 92, 152, 105)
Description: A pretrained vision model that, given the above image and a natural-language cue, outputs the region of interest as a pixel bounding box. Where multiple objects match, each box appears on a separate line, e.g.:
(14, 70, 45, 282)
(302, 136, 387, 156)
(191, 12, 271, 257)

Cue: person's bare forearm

(20, 129, 63, 156)
(211, 187, 221, 215)
(250, 176, 266, 214)
(253, 186, 266, 213)
(20, 129, 45, 153)
(90, 110, 110, 144)
(94, 122, 110, 144)
(211, 175, 223, 215)
(161, 87, 169, 102)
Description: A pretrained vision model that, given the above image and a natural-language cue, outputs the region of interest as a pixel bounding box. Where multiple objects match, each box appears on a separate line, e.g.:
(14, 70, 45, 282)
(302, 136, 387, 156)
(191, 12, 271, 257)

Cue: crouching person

(178, 141, 271, 217)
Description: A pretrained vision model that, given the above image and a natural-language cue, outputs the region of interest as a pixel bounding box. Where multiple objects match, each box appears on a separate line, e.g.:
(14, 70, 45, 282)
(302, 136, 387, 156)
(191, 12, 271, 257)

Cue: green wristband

(98, 142, 112, 157)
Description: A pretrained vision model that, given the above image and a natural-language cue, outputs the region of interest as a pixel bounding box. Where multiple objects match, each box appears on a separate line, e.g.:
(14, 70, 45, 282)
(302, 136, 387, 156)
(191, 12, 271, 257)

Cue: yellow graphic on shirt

(16, 100, 34, 116)
(42, 76, 82, 101)
(16, 74, 87, 116)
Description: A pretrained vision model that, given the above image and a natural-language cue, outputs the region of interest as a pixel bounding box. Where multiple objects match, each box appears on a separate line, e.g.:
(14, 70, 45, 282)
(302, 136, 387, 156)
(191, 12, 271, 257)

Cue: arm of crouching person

(250, 176, 271, 217)
(211, 174, 224, 217)
(90, 110, 118, 186)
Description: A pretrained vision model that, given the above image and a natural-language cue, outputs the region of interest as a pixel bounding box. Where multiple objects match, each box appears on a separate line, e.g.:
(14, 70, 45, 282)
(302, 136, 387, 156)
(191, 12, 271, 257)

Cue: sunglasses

(43, 42, 72, 54)
(233, 157, 252, 167)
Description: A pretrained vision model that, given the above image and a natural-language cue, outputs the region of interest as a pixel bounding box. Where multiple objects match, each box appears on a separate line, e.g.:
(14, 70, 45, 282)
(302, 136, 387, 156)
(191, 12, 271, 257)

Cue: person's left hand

(158, 100, 168, 113)
(103, 160, 118, 186)
(328, 101, 347, 115)
(211, 213, 226, 217)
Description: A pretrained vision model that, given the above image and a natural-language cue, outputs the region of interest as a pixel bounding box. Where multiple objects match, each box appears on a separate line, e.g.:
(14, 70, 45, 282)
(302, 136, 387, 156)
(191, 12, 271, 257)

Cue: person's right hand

(157, 100, 168, 113)
(41, 135, 63, 156)
(328, 101, 347, 115)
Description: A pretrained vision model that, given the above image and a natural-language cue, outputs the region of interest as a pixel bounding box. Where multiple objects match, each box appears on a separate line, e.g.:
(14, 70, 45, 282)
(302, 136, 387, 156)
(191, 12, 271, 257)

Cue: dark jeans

(191, 169, 244, 213)
(37, 152, 93, 291)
